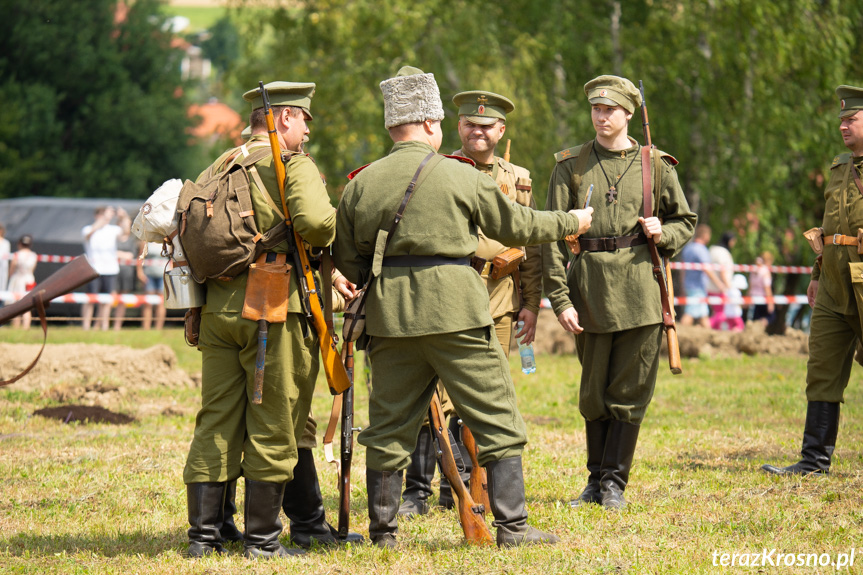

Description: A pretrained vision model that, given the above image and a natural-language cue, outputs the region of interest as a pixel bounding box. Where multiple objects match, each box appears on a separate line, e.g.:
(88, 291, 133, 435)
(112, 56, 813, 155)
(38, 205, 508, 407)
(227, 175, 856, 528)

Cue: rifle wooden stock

(428, 391, 494, 546)
(258, 82, 351, 395)
(503, 139, 511, 163)
(460, 424, 490, 516)
(639, 81, 682, 375)
(337, 341, 355, 539)
(0, 255, 98, 326)
(0, 255, 99, 387)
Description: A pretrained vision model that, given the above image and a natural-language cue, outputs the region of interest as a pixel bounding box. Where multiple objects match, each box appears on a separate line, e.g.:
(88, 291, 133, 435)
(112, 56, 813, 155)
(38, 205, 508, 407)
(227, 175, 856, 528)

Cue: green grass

(1, 329, 861, 574)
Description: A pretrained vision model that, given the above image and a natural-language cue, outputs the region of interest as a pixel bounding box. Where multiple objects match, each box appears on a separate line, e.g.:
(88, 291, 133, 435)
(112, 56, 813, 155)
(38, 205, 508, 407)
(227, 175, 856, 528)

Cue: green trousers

(806, 303, 861, 402)
(183, 312, 318, 484)
(360, 325, 527, 471)
(575, 323, 662, 424)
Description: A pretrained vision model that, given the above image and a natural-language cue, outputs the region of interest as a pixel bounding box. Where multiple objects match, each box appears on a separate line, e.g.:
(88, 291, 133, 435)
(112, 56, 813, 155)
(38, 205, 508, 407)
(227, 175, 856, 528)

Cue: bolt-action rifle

(337, 341, 359, 539)
(428, 389, 494, 545)
(258, 81, 351, 395)
(638, 80, 682, 375)
(0, 255, 99, 386)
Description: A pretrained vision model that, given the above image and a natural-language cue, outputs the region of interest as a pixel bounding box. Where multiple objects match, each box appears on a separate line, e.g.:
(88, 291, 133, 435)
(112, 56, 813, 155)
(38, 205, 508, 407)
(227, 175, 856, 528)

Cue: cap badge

(599, 89, 608, 97)
(841, 99, 846, 109)
(478, 105, 486, 115)
(477, 95, 488, 105)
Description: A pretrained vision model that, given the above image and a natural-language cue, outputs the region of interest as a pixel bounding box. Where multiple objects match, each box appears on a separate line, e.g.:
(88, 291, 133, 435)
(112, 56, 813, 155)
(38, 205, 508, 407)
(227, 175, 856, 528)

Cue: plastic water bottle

(516, 320, 536, 375)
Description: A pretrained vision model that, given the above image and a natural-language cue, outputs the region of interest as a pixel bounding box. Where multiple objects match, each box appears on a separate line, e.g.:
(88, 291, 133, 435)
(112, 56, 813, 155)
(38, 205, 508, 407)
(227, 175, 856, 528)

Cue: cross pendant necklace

(593, 140, 639, 203)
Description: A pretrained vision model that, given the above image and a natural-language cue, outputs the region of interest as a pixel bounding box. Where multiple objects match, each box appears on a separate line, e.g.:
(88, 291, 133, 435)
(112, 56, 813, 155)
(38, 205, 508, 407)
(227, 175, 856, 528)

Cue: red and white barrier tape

(668, 262, 813, 274)
(539, 294, 809, 308)
(0, 291, 164, 307)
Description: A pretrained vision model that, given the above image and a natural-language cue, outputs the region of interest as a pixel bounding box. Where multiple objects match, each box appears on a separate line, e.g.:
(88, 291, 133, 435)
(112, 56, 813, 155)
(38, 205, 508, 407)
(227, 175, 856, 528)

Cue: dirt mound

(34, 405, 135, 425)
(0, 343, 196, 418)
(531, 308, 809, 358)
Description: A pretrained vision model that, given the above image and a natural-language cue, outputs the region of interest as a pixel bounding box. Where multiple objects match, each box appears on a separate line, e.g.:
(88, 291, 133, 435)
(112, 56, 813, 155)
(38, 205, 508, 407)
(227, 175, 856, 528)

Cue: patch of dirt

(530, 308, 809, 358)
(0, 343, 196, 418)
(33, 405, 135, 425)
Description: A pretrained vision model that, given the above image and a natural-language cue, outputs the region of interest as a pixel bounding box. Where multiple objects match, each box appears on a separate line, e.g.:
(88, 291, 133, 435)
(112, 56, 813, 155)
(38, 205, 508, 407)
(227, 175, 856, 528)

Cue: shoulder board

(443, 154, 476, 167)
(554, 146, 582, 163)
(655, 149, 679, 166)
(347, 163, 371, 181)
(831, 153, 851, 169)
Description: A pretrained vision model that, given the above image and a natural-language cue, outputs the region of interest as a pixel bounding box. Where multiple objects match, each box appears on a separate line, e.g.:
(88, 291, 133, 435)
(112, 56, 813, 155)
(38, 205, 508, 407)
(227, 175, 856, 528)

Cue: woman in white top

(7, 235, 38, 329)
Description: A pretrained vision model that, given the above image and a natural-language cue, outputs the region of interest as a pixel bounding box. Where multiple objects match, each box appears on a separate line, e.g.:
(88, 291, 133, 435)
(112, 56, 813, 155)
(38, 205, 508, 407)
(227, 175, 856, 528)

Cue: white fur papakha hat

(380, 66, 445, 129)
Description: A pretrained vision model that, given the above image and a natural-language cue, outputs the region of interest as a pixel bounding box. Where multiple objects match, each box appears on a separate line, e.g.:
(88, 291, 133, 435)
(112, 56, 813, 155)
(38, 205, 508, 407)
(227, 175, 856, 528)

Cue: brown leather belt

(823, 233, 859, 246)
(578, 232, 647, 252)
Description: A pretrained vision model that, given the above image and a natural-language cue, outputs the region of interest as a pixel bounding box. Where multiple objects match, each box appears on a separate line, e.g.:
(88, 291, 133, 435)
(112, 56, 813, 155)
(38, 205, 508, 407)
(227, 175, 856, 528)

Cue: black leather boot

(399, 427, 436, 517)
(243, 479, 304, 559)
(570, 419, 609, 507)
(219, 479, 243, 543)
(438, 416, 470, 509)
(486, 456, 560, 547)
(367, 468, 403, 548)
(599, 420, 640, 510)
(282, 448, 364, 547)
(186, 482, 226, 558)
(762, 401, 841, 476)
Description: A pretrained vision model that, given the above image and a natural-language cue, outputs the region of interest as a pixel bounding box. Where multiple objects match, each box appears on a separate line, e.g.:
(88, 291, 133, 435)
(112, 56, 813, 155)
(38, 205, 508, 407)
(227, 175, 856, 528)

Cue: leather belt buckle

(603, 237, 616, 251)
(833, 233, 842, 245)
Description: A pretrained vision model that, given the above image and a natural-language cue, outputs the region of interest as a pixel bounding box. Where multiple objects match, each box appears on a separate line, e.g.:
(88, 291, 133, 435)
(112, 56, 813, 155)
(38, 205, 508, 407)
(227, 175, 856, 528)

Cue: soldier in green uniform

(542, 75, 695, 510)
(335, 66, 592, 548)
(398, 90, 544, 516)
(183, 81, 337, 559)
(762, 85, 863, 476)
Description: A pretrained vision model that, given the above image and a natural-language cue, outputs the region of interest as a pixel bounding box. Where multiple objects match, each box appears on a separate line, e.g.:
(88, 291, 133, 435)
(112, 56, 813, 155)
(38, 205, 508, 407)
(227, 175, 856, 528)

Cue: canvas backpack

(175, 146, 290, 284)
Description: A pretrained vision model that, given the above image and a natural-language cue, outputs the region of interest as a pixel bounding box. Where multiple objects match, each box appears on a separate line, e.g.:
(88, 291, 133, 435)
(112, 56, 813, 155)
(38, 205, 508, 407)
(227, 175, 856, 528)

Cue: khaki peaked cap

(243, 81, 316, 119)
(453, 91, 514, 125)
(584, 75, 641, 113)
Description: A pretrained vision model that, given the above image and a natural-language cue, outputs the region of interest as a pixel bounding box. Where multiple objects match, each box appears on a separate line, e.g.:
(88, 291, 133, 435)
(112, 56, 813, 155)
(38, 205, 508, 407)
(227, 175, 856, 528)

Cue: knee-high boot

(219, 479, 243, 543)
(367, 468, 403, 548)
(762, 401, 841, 475)
(599, 420, 640, 510)
(186, 482, 226, 558)
(399, 426, 436, 517)
(243, 479, 304, 559)
(486, 456, 560, 547)
(570, 418, 609, 507)
(282, 448, 364, 547)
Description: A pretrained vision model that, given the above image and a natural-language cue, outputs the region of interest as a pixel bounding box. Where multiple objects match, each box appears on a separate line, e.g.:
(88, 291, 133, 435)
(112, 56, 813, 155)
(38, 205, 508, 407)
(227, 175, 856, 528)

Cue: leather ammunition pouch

(241, 253, 291, 324)
(342, 289, 367, 343)
(489, 247, 525, 280)
(803, 227, 824, 255)
(184, 306, 202, 347)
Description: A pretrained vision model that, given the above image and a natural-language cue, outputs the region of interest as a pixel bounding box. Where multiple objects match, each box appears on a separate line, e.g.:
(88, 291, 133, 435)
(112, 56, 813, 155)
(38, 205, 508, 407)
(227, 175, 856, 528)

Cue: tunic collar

(594, 136, 640, 159)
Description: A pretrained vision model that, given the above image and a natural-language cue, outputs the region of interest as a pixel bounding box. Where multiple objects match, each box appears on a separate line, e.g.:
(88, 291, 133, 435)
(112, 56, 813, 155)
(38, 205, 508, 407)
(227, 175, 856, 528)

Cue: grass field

(0, 327, 861, 574)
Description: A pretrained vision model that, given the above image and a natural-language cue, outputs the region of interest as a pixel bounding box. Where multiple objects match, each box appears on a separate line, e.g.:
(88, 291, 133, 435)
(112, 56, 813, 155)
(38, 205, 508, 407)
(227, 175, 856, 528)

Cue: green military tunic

(335, 140, 581, 470)
(184, 134, 336, 485)
(542, 137, 695, 423)
(806, 153, 863, 402)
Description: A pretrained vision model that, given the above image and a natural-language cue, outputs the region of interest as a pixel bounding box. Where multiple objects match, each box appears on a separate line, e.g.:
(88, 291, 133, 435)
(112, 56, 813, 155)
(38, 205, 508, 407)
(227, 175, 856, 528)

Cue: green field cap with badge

(837, 85, 863, 118)
(242, 81, 316, 119)
(584, 75, 642, 114)
(453, 91, 514, 125)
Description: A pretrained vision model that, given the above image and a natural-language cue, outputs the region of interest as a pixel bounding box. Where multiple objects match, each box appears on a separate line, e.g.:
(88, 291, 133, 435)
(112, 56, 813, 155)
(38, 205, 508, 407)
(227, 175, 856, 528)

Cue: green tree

(0, 0, 196, 199)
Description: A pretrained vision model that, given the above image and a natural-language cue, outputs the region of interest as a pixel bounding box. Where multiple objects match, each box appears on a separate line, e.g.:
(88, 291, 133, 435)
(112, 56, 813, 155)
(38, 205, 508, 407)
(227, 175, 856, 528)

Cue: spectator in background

(81, 206, 131, 330)
(748, 251, 776, 325)
(136, 240, 167, 330)
(111, 231, 136, 331)
(7, 235, 37, 329)
(707, 231, 737, 330)
(679, 224, 726, 327)
(0, 224, 10, 297)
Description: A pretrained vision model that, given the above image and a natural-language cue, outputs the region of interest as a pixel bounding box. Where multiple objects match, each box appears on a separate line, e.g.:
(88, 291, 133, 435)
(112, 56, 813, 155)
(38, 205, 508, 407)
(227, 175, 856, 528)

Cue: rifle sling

(0, 292, 49, 387)
(641, 146, 675, 329)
